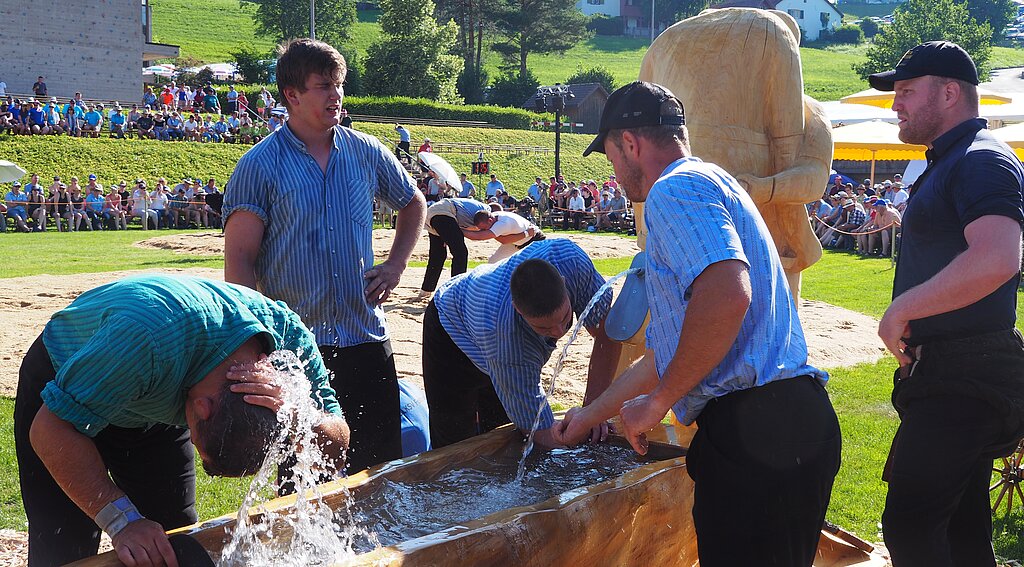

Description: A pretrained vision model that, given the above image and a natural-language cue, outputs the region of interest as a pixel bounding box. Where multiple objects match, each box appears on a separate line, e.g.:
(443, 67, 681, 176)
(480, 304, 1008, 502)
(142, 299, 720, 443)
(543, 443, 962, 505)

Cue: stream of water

(514, 267, 641, 481)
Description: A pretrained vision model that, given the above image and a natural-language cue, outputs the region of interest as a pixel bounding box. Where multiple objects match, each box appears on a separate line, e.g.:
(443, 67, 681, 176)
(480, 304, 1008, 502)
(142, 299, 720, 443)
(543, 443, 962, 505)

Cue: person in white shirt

(470, 206, 545, 263)
(891, 182, 910, 212)
(564, 188, 586, 230)
(183, 114, 200, 142)
(129, 180, 158, 230)
(149, 183, 171, 229)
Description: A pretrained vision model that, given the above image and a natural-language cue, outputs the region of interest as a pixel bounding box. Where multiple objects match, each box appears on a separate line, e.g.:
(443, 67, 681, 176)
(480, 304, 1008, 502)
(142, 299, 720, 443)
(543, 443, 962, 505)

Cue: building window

(787, 9, 804, 19)
(820, 12, 830, 27)
(587, 0, 605, 5)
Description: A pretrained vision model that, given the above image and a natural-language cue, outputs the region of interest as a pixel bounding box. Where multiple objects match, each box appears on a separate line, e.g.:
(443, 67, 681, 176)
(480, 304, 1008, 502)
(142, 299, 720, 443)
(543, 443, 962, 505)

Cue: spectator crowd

(2, 173, 224, 232)
(0, 83, 283, 145)
(808, 174, 907, 257)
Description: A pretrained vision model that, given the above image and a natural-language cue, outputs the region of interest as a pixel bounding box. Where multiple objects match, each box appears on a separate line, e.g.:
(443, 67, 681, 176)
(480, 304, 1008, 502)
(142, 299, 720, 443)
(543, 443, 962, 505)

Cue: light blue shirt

(223, 123, 417, 347)
(41, 274, 340, 436)
(85, 193, 105, 212)
(5, 190, 26, 214)
(434, 239, 611, 430)
(644, 157, 825, 425)
(528, 182, 543, 202)
(459, 180, 475, 198)
(396, 126, 410, 143)
(486, 179, 504, 198)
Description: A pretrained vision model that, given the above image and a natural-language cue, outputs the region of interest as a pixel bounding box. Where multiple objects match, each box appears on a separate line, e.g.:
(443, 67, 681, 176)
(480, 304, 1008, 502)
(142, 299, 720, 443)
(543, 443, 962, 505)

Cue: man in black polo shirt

(871, 41, 1024, 566)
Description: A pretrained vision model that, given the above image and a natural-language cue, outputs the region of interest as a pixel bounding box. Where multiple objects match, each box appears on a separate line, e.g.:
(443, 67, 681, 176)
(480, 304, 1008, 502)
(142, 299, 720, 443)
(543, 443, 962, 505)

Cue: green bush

(586, 14, 624, 36)
(859, 18, 879, 38)
(345, 96, 539, 129)
(821, 24, 865, 45)
(488, 69, 541, 110)
(566, 64, 616, 93)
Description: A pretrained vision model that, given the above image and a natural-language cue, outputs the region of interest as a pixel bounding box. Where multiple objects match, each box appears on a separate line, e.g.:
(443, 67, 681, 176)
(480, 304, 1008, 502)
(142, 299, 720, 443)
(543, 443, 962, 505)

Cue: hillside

(2, 127, 614, 196)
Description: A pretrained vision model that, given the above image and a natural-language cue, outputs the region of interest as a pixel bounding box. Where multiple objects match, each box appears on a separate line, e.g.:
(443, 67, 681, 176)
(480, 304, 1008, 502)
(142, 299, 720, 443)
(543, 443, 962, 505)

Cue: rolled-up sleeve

(223, 153, 272, 225)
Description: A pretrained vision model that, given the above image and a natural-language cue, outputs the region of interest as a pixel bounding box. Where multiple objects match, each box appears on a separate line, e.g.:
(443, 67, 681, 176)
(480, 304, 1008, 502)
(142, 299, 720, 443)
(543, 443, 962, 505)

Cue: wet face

(518, 296, 574, 340)
(892, 76, 946, 146)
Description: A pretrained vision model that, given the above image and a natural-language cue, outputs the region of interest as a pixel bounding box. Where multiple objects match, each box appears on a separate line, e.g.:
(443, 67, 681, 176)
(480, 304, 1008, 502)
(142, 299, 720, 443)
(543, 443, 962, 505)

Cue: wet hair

(511, 259, 568, 318)
(473, 210, 492, 224)
(276, 38, 348, 110)
(191, 381, 282, 477)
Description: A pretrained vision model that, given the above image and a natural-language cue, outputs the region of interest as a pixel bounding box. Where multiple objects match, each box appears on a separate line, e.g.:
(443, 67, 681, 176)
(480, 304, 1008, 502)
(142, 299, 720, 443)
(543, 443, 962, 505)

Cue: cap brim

(583, 131, 608, 157)
(869, 68, 924, 92)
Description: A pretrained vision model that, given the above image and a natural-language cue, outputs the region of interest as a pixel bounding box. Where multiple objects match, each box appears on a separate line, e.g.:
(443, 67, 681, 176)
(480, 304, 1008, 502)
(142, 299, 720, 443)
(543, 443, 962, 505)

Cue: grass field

(1, 229, 1024, 559)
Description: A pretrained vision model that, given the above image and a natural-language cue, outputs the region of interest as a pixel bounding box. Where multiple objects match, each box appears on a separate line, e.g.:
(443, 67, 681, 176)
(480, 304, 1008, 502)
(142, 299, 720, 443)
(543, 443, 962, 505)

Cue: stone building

(0, 0, 178, 103)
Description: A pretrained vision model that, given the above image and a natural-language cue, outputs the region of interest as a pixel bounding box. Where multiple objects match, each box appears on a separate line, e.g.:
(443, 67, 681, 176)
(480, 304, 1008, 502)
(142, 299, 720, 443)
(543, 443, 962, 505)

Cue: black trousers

(883, 330, 1024, 567)
(563, 210, 583, 230)
(320, 340, 403, 474)
(421, 300, 511, 448)
(14, 336, 197, 567)
(421, 215, 469, 293)
(687, 376, 841, 566)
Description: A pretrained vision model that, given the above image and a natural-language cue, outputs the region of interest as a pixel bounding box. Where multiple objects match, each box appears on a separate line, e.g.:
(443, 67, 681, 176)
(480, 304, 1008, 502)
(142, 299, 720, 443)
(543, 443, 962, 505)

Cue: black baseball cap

(583, 81, 685, 157)
(868, 41, 979, 92)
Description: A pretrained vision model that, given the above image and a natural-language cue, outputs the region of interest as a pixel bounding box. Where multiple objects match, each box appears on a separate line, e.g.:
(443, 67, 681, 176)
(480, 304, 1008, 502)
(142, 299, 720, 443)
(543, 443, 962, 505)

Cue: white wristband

(95, 496, 144, 538)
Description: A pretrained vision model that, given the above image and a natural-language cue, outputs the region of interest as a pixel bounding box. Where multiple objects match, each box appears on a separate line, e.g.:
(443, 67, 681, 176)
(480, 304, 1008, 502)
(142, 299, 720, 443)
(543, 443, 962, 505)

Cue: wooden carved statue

(637, 7, 832, 301)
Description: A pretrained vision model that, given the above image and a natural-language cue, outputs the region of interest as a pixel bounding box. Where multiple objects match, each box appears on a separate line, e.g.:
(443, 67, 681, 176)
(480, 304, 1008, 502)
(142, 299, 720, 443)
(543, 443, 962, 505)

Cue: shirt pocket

(346, 177, 375, 228)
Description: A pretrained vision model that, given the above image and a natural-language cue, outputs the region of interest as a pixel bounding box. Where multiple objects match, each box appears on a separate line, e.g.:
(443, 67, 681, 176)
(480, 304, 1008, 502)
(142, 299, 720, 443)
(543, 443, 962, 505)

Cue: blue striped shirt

(223, 123, 417, 347)
(434, 239, 611, 430)
(41, 274, 339, 437)
(644, 157, 826, 425)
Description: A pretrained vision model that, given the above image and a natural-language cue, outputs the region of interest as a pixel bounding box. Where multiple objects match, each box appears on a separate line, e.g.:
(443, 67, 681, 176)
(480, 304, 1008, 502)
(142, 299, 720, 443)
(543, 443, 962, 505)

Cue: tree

(363, 0, 464, 103)
(241, 0, 356, 46)
(490, 0, 590, 76)
(854, 0, 993, 81)
(435, 0, 499, 88)
(566, 65, 615, 93)
(859, 18, 879, 39)
(232, 45, 274, 84)
(488, 69, 540, 107)
(630, 0, 709, 34)
(965, 0, 1017, 38)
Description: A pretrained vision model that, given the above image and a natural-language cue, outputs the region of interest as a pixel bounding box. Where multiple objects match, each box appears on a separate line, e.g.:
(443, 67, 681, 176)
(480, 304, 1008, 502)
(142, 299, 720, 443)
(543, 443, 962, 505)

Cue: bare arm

(879, 215, 1023, 365)
(463, 227, 535, 244)
(583, 322, 622, 405)
(312, 415, 351, 473)
(364, 192, 427, 305)
(223, 210, 265, 290)
(31, 407, 178, 566)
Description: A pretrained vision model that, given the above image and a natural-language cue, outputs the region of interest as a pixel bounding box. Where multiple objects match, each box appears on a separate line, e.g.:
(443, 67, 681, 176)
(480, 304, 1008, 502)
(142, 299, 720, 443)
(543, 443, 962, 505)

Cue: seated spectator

(212, 115, 230, 143)
(202, 85, 220, 114)
(152, 111, 168, 141)
(142, 86, 157, 109)
(0, 101, 13, 135)
(202, 115, 221, 142)
(109, 106, 127, 138)
(168, 187, 189, 227)
(165, 111, 184, 140)
(183, 113, 201, 142)
(204, 182, 223, 228)
(418, 138, 433, 153)
(26, 184, 48, 231)
(830, 199, 866, 250)
(608, 188, 628, 226)
(14, 101, 30, 135)
(186, 179, 208, 227)
(499, 190, 517, 210)
(150, 181, 172, 228)
(103, 182, 128, 230)
(51, 182, 73, 232)
(85, 184, 105, 230)
(127, 104, 141, 135)
(80, 105, 103, 138)
(5, 181, 30, 232)
(68, 185, 90, 231)
(891, 182, 910, 212)
(135, 108, 155, 139)
(254, 120, 270, 142)
(866, 199, 902, 257)
(27, 100, 46, 135)
(226, 112, 240, 138)
(129, 179, 157, 229)
(594, 191, 614, 230)
(160, 86, 173, 110)
(563, 188, 586, 230)
(814, 193, 844, 237)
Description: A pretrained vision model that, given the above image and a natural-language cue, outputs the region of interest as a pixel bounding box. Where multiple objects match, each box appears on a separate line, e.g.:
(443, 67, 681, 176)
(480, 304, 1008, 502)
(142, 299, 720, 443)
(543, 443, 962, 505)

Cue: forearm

(388, 194, 427, 265)
(584, 324, 622, 405)
(30, 407, 124, 519)
(494, 230, 531, 245)
(579, 352, 660, 427)
(892, 248, 1019, 323)
(311, 415, 350, 473)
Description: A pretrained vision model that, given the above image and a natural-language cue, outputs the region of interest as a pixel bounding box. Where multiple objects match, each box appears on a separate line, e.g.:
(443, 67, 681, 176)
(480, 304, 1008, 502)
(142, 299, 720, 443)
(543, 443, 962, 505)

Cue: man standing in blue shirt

(14, 274, 349, 566)
(556, 82, 840, 566)
(869, 42, 1024, 567)
(485, 173, 504, 200)
(458, 172, 475, 198)
(424, 239, 620, 448)
(395, 123, 411, 162)
(224, 38, 427, 474)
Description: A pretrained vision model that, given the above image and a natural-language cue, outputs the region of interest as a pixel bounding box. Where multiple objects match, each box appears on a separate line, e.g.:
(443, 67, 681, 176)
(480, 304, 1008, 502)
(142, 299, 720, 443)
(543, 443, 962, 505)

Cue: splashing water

(218, 350, 377, 566)
(514, 267, 641, 482)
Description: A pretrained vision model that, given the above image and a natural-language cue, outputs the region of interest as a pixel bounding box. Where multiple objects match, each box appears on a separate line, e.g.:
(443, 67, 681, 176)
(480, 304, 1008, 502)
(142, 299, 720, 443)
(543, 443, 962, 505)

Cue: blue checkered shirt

(223, 124, 417, 347)
(644, 157, 826, 425)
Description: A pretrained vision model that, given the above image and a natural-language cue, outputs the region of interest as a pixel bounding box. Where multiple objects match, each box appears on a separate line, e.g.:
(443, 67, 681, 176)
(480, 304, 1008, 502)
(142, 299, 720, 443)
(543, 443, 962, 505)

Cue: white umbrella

(0, 160, 26, 183)
(418, 151, 461, 191)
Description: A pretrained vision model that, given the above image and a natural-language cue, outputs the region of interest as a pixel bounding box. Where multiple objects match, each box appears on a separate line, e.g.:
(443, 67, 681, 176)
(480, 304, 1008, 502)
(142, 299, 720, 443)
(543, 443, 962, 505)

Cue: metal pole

(650, 0, 655, 43)
(310, 0, 316, 39)
(555, 106, 562, 178)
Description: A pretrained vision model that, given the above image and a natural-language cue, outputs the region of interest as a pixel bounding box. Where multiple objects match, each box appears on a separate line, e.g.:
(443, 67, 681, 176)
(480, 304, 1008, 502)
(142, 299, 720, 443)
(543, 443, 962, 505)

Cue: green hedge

(204, 84, 542, 130)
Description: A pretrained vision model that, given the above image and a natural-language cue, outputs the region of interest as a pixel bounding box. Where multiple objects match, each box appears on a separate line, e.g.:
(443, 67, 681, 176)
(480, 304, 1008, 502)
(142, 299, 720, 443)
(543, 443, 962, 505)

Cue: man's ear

(620, 130, 641, 159)
(190, 396, 214, 421)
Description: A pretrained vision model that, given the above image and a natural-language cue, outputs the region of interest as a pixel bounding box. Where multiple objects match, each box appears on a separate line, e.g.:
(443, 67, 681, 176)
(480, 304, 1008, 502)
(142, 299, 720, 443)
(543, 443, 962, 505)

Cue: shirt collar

(927, 118, 987, 161)
(280, 122, 342, 153)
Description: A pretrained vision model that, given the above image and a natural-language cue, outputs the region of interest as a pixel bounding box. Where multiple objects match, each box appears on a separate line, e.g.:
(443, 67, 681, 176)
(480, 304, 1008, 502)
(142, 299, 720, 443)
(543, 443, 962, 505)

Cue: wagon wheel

(991, 439, 1024, 516)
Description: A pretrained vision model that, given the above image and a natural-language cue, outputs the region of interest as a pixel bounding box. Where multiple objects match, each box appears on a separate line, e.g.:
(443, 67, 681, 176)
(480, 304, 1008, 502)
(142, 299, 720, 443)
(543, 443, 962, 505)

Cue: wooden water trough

(69, 421, 885, 566)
